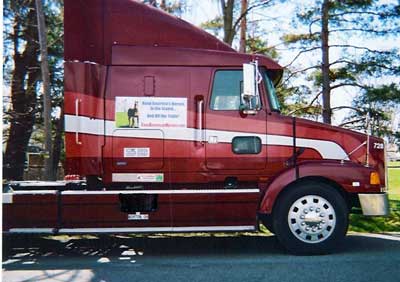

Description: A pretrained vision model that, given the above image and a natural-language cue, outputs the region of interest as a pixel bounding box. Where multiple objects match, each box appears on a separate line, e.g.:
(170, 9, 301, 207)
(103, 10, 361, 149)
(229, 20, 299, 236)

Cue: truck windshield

(262, 70, 281, 112)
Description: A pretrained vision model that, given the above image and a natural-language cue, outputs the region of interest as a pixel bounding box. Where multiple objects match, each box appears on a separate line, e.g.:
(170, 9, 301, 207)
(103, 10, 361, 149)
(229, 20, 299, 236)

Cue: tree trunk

(321, 0, 331, 124)
(36, 0, 55, 180)
(160, 0, 166, 10)
(239, 0, 247, 53)
(149, 0, 157, 7)
(3, 0, 40, 180)
(51, 107, 64, 179)
(221, 0, 235, 45)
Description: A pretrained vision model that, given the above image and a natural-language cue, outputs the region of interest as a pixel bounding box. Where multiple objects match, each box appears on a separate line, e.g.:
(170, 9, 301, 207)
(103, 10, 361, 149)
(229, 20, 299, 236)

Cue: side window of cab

(210, 70, 243, 110)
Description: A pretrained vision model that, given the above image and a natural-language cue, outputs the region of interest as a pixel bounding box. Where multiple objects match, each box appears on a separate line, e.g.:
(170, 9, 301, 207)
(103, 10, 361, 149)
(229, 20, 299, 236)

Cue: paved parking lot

(3, 233, 400, 282)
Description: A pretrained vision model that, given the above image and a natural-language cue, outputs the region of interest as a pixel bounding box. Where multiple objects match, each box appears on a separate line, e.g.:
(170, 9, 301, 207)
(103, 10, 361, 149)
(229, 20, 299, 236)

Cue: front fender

(259, 160, 380, 214)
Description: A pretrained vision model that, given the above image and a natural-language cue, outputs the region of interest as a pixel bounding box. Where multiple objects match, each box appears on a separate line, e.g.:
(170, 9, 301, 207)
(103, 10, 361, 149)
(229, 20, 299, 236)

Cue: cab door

(205, 69, 267, 171)
(109, 67, 165, 173)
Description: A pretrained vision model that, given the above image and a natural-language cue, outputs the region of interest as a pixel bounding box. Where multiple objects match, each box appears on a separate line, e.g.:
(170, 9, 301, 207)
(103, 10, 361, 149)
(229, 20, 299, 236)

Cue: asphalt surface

(2, 232, 400, 282)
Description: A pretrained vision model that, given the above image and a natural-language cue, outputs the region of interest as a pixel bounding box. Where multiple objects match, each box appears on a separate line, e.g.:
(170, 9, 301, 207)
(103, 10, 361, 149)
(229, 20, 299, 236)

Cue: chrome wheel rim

(288, 195, 336, 244)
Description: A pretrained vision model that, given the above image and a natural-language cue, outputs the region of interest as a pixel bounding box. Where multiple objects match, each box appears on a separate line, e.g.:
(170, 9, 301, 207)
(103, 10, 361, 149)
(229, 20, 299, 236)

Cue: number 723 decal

(373, 143, 384, 150)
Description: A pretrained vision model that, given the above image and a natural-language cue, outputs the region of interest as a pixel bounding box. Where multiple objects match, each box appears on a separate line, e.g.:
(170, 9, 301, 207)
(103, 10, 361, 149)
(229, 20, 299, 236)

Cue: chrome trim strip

(4, 189, 259, 198)
(8, 181, 70, 187)
(59, 226, 256, 233)
(11, 190, 58, 195)
(62, 189, 260, 195)
(9, 228, 54, 233)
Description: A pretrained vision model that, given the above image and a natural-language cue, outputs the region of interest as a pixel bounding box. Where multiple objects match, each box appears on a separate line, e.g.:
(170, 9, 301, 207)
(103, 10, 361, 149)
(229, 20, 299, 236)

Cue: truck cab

(3, 0, 389, 255)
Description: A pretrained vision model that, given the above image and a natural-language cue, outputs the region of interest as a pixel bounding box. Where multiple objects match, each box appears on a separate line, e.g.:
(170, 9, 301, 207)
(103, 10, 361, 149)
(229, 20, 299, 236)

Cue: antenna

(365, 113, 371, 167)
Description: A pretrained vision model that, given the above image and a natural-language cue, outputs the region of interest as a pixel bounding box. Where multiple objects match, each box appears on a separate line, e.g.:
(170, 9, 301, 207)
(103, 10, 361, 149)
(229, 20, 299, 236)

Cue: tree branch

(288, 91, 322, 115)
(329, 59, 399, 72)
(330, 44, 392, 54)
(330, 28, 400, 35)
(308, 17, 321, 35)
(330, 11, 392, 18)
(232, 0, 273, 32)
(330, 82, 367, 90)
(339, 118, 365, 127)
(284, 46, 321, 68)
(282, 65, 320, 84)
(331, 105, 365, 113)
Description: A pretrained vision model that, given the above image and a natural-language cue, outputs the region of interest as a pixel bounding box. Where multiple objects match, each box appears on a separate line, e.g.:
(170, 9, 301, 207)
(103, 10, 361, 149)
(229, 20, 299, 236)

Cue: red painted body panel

(3, 195, 58, 230)
(259, 160, 381, 214)
(64, 0, 234, 65)
(170, 193, 259, 227)
(112, 46, 282, 71)
(64, 62, 107, 176)
(61, 194, 171, 228)
(3, 191, 259, 231)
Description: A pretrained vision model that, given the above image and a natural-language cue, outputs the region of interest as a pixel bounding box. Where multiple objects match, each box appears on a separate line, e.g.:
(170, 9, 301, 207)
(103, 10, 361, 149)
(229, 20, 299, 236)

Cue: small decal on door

(128, 213, 149, 221)
(124, 147, 150, 158)
(112, 173, 164, 182)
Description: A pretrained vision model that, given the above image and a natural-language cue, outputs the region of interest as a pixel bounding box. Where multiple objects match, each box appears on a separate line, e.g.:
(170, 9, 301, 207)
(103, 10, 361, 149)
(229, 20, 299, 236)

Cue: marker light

(370, 172, 381, 185)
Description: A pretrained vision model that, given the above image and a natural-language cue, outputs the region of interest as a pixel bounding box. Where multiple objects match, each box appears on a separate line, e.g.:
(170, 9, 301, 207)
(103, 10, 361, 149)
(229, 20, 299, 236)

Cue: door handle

(75, 98, 82, 145)
(196, 96, 205, 145)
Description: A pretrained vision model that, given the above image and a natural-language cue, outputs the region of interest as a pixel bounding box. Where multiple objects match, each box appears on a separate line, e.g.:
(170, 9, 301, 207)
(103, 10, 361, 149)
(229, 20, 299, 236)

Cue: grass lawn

(349, 162, 400, 232)
(115, 112, 131, 128)
(388, 161, 400, 200)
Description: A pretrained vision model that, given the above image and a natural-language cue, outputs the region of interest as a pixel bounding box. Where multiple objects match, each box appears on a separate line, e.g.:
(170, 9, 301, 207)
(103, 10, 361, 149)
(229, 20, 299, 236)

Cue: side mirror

(241, 62, 261, 115)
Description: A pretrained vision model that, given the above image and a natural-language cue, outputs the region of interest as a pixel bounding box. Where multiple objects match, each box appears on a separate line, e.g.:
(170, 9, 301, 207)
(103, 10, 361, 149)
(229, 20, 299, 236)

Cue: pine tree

(282, 0, 400, 124)
(202, 0, 274, 47)
(3, 0, 64, 180)
(3, 0, 40, 180)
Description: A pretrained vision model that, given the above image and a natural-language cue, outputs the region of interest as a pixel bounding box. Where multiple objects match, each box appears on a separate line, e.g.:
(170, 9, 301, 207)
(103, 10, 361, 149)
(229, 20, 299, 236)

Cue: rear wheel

(273, 182, 348, 255)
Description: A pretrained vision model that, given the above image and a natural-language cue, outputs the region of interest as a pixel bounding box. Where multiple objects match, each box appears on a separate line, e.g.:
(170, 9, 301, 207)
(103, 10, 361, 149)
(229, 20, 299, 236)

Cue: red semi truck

(3, 0, 389, 254)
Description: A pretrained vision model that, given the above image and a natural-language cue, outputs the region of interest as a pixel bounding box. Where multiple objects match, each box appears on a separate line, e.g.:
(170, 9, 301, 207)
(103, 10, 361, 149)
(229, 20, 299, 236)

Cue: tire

(272, 182, 348, 255)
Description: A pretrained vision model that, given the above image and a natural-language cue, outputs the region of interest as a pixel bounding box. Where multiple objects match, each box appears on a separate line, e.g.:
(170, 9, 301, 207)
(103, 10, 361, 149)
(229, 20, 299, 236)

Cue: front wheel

(273, 182, 349, 255)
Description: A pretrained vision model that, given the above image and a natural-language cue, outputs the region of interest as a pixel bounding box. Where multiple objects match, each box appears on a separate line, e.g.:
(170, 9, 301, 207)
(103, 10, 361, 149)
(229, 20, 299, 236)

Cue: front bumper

(358, 193, 390, 216)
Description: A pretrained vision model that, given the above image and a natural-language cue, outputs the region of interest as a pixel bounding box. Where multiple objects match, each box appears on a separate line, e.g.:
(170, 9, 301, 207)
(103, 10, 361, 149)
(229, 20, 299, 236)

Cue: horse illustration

(127, 101, 139, 128)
